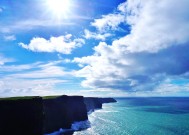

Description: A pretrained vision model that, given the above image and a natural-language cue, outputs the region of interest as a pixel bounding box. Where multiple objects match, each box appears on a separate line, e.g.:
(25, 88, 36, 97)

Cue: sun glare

(47, 0, 71, 17)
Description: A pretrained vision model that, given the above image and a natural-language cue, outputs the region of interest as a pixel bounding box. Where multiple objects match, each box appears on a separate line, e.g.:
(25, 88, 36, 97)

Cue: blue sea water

(74, 97, 189, 135)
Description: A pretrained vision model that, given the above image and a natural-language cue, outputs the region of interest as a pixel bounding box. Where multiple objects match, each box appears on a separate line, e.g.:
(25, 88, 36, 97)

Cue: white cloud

(90, 0, 189, 53)
(84, 29, 112, 41)
(3, 35, 16, 41)
(73, 0, 189, 95)
(0, 19, 76, 33)
(7, 65, 66, 79)
(0, 78, 65, 97)
(154, 83, 189, 94)
(57, 54, 72, 62)
(0, 61, 75, 97)
(0, 62, 41, 72)
(74, 42, 133, 89)
(19, 34, 85, 54)
(0, 13, 93, 33)
(114, 0, 189, 52)
(1, 60, 73, 79)
(91, 14, 125, 32)
(0, 55, 15, 65)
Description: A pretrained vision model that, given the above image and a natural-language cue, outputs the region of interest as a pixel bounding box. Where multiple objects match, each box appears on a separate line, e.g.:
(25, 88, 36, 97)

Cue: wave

(45, 120, 90, 135)
(97, 117, 116, 124)
(71, 120, 91, 131)
(97, 110, 119, 113)
(90, 113, 116, 124)
(87, 108, 102, 115)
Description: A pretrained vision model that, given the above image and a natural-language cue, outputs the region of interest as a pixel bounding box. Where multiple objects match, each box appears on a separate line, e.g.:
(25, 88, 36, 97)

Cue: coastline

(0, 95, 117, 135)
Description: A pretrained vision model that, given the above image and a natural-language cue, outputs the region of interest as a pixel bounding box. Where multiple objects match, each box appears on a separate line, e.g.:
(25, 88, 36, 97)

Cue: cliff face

(84, 97, 117, 112)
(84, 97, 102, 112)
(43, 95, 88, 134)
(0, 95, 116, 135)
(0, 97, 43, 135)
(99, 98, 117, 104)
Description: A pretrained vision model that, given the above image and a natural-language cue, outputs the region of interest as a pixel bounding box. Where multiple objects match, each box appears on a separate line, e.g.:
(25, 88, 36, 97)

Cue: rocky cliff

(0, 95, 116, 135)
(0, 97, 43, 135)
(99, 97, 117, 104)
(84, 97, 117, 112)
(43, 95, 88, 134)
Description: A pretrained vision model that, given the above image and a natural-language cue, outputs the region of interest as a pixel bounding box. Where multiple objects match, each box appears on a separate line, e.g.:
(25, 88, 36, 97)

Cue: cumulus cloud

(75, 42, 189, 93)
(115, 0, 189, 52)
(91, 14, 125, 32)
(73, 0, 189, 95)
(84, 29, 112, 41)
(19, 34, 85, 54)
(90, 0, 189, 53)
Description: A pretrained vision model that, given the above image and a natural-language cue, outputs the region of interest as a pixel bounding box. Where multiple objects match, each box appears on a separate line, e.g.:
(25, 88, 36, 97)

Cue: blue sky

(0, 0, 189, 97)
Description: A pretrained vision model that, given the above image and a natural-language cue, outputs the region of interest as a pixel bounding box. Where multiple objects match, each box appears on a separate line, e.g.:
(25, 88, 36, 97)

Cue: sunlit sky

(0, 0, 189, 97)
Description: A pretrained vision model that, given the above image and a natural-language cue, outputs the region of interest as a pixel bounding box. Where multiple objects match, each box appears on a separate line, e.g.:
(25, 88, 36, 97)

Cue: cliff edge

(43, 95, 88, 134)
(0, 95, 116, 135)
(0, 97, 43, 135)
(84, 97, 117, 112)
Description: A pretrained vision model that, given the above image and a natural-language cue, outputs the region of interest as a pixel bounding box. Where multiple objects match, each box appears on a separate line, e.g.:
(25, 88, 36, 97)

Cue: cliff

(0, 96, 43, 135)
(43, 95, 88, 134)
(84, 97, 117, 112)
(0, 95, 116, 135)
(99, 97, 117, 104)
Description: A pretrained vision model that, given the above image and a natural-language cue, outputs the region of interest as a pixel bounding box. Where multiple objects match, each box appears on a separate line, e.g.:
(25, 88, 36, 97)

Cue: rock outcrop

(0, 97, 43, 135)
(99, 98, 117, 104)
(43, 95, 88, 134)
(84, 97, 102, 112)
(84, 97, 117, 112)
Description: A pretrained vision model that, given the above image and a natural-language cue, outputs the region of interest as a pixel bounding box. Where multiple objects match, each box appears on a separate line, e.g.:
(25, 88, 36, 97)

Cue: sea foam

(45, 120, 90, 135)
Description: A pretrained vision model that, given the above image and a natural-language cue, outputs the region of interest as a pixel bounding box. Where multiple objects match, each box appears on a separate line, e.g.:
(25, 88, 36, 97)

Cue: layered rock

(0, 97, 43, 135)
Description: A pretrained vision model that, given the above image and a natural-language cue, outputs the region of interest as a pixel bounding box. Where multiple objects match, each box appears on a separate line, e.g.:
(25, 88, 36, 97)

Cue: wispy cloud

(0, 7, 3, 13)
(0, 62, 44, 72)
(0, 78, 65, 97)
(0, 60, 71, 79)
(0, 60, 75, 97)
(84, 29, 112, 41)
(3, 35, 16, 41)
(19, 34, 85, 54)
(0, 19, 76, 33)
(7, 65, 67, 79)
(0, 55, 15, 65)
(154, 83, 189, 94)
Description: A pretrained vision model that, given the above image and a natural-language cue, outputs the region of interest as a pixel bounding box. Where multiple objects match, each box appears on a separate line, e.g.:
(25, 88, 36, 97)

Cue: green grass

(0, 96, 40, 101)
(0, 95, 64, 100)
(42, 95, 61, 99)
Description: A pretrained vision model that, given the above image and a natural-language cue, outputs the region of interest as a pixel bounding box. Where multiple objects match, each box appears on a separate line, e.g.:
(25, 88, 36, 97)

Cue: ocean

(74, 97, 189, 135)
